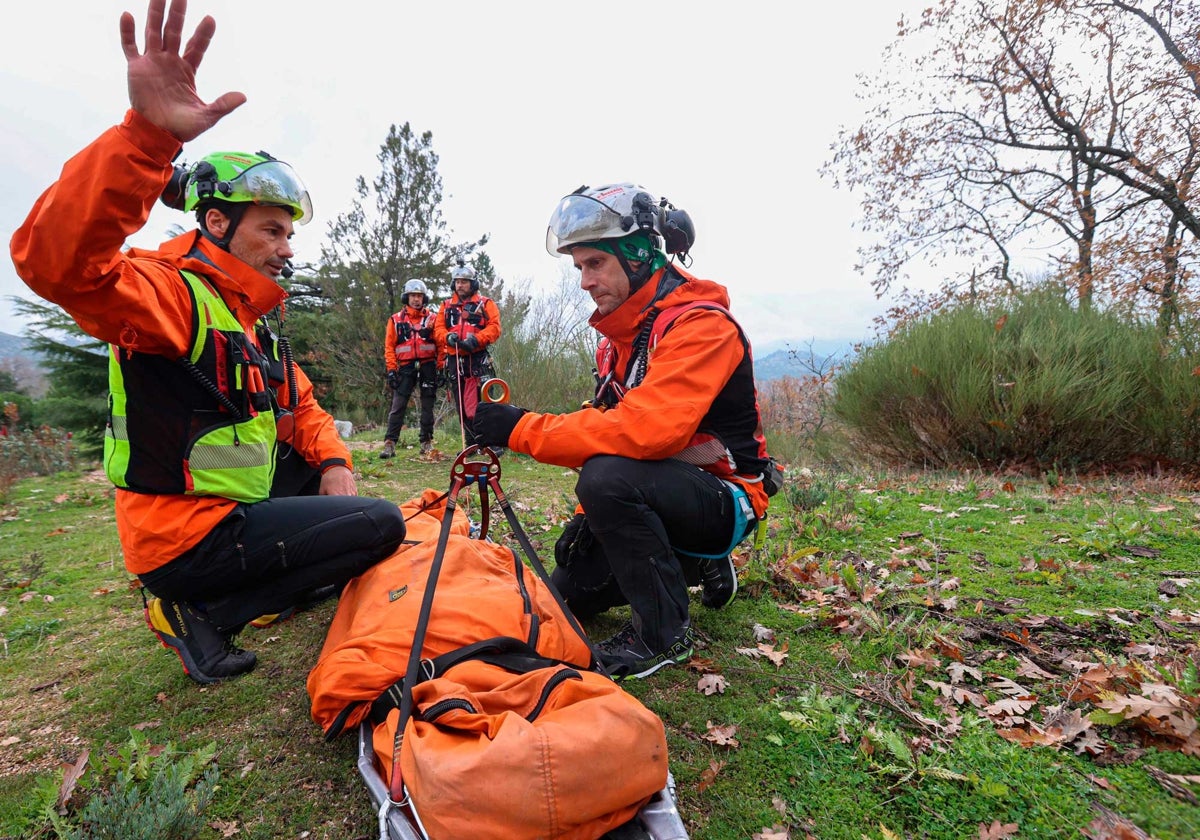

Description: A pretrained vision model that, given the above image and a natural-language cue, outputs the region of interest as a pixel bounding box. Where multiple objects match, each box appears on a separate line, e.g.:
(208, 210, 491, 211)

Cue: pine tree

(9, 297, 108, 452)
(305, 122, 490, 420)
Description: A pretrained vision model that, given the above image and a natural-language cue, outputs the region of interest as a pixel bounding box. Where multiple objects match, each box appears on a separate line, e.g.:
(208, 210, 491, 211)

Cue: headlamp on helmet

(450, 258, 478, 294)
(160, 151, 313, 225)
(545, 183, 695, 258)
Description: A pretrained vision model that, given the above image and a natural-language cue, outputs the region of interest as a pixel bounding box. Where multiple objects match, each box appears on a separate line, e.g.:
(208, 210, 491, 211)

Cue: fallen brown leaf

(57, 751, 89, 809)
(696, 759, 724, 792)
(1146, 764, 1199, 805)
(702, 721, 740, 748)
(752, 826, 789, 840)
(977, 820, 1018, 839)
(1081, 803, 1152, 839)
(752, 623, 777, 642)
(209, 818, 241, 837)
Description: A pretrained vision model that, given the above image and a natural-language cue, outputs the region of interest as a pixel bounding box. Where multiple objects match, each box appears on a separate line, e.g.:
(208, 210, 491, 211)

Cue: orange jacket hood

(589, 268, 733, 344)
(148, 230, 288, 322)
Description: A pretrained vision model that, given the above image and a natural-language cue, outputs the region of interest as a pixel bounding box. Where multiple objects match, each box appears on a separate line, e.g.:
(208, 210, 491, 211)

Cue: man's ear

(204, 207, 230, 238)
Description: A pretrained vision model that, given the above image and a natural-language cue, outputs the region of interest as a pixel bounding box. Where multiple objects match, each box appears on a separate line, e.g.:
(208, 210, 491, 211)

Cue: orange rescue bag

(307, 489, 668, 840)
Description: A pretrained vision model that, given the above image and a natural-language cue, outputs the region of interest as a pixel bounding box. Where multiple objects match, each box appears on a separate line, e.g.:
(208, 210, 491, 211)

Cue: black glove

(386, 370, 400, 390)
(446, 333, 460, 347)
(473, 402, 527, 447)
(461, 334, 480, 351)
(555, 513, 593, 570)
(418, 327, 433, 340)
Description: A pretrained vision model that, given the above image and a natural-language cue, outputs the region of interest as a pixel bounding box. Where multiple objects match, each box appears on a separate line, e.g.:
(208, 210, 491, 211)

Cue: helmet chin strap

(198, 203, 247, 251)
(612, 249, 655, 294)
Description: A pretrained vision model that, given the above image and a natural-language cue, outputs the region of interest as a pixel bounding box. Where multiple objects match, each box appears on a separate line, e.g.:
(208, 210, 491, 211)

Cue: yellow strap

(753, 515, 769, 551)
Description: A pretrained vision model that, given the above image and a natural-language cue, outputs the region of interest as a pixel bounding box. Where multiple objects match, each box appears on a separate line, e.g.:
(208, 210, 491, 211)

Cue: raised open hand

(119, 0, 246, 141)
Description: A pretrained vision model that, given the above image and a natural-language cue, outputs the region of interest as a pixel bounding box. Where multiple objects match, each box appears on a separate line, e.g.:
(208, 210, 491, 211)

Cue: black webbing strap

(367, 636, 563, 727)
(488, 480, 606, 676)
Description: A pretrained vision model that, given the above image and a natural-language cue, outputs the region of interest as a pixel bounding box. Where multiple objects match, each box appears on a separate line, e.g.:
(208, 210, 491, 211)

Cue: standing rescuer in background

(381, 279, 439, 458)
(8, 0, 406, 685)
(433, 259, 502, 446)
(474, 183, 782, 680)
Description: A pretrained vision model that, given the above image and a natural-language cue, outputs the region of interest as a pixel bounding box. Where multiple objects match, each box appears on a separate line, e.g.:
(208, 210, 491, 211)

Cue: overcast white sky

(2, 1, 941, 355)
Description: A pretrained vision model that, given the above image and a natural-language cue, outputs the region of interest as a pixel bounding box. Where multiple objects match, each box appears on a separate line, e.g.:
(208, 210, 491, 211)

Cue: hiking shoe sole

(597, 625, 695, 681)
(607, 646, 693, 680)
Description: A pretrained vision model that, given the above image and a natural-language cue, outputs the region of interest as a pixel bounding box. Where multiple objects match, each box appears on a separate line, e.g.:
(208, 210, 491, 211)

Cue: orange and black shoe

(145, 597, 256, 684)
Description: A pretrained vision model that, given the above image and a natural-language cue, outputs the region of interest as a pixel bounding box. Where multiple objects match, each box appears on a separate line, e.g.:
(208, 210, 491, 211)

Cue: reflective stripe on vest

(104, 269, 277, 502)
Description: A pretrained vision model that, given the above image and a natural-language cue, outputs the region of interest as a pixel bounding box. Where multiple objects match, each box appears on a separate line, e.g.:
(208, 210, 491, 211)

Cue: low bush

(0, 425, 76, 502)
(833, 288, 1199, 469)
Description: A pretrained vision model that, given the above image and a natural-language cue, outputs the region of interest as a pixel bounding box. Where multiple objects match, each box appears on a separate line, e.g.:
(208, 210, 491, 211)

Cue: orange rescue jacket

(433, 292, 501, 366)
(9, 110, 352, 574)
(507, 265, 771, 518)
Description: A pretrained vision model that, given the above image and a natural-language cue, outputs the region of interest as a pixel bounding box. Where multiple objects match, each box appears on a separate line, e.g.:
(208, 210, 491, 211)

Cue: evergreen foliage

(8, 297, 107, 453)
(45, 730, 220, 840)
(305, 123, 492, 421)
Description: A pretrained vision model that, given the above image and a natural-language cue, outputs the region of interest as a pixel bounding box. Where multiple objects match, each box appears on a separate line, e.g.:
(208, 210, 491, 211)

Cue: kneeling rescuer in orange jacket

(9, 0, 406, 685)
(474, 183, 779, 680)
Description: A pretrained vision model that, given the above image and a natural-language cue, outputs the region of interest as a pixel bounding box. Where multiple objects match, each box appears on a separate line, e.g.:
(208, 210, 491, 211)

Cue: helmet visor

(224, 160, 313, 225)
(545, 193, 631, 256)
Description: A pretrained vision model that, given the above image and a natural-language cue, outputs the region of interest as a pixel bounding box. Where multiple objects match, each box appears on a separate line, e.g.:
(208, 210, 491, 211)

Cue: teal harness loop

(674, 480, 757, 561)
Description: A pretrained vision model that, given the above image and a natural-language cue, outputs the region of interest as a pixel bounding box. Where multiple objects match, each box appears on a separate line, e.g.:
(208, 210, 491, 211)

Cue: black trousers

(139, 456, 406, 634)
(384, 361, 437, 443)
(550, 455, 735, 651)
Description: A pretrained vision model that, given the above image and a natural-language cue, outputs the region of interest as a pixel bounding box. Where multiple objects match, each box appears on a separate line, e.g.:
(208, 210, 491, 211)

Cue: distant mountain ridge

(753, 340, 854, 381)
(0, 330, 30, 361)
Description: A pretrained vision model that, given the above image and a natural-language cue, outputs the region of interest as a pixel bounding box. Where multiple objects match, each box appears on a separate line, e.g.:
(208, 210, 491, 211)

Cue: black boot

(699, 554, 738, 609)
(145, 598, 257, 684)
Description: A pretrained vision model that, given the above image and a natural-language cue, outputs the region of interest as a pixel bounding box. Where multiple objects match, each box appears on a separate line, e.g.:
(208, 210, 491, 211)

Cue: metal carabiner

(447, 445, 502, 540)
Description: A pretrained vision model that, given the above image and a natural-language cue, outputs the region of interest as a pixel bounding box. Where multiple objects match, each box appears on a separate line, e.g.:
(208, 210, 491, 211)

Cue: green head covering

(588, 232, 668, 274)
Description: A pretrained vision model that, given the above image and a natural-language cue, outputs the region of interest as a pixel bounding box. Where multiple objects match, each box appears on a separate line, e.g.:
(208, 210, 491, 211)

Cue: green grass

(1, 434, 1198, 839)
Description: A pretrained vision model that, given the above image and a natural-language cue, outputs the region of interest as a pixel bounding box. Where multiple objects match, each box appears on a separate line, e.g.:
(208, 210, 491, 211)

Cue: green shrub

(488, 277, 596, 414)
(44, 730, 219, 840)
(1, 392, 37, 428)
(833, 288, 1199, 469)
